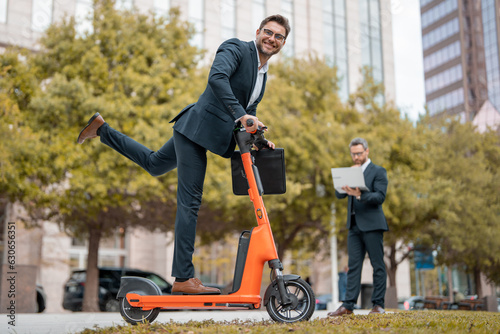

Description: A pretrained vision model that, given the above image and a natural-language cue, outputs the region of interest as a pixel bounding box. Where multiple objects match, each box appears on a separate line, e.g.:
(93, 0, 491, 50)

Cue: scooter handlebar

(245, 119, 270, 151)
(235, 119, 271, 150)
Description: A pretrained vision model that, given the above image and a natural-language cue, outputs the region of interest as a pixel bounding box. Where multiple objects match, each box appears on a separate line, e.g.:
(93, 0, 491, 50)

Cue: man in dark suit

(328, 137, 389, 316)
(77, 15, 290, 295)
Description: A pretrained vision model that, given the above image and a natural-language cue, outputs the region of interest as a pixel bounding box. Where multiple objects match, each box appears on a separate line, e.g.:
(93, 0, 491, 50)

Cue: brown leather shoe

(327, 306, 353, 317)
(77, 112, 105, 144)
(369, 305, 385, 314)
(172, 278, 221, 295)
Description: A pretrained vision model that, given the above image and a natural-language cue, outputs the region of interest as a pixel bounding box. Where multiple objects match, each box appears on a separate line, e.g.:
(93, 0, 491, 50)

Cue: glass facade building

(420, 0, 499, 119)
(322, 0, 348, 100)
(0, 0, 395, 103)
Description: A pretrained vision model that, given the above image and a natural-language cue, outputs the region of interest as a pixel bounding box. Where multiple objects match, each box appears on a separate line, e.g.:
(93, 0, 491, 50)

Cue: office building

(421, 0, 500, 128)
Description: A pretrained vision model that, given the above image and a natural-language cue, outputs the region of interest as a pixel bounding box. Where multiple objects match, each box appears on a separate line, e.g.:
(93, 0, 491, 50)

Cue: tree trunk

(447, 266, 453, 302)
(386, 244, 398, 287)
(383, 244, 399, 309)
(473, 266, 483, 298)
(82, 225, 102, 312)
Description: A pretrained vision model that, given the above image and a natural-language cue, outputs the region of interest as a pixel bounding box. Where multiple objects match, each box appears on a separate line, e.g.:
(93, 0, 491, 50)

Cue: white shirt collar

(361, 159, 371, 172)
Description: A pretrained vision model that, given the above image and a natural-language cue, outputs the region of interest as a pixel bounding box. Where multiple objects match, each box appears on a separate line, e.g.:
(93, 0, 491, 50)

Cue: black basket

(231, 148, 286, 195)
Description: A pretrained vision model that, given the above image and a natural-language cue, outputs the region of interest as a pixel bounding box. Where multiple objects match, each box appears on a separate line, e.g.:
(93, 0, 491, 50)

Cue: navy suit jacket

(335, 162, 389, 232)
(171, 39, 266, 158)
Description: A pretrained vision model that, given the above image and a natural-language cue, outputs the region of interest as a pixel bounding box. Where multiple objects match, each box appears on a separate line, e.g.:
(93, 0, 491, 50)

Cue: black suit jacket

(335, 162, 389, 232)
(171, 39, 266, 158)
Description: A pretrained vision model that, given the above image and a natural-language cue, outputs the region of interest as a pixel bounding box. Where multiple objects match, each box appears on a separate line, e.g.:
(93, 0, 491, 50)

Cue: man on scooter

(77, 15, 289, 295)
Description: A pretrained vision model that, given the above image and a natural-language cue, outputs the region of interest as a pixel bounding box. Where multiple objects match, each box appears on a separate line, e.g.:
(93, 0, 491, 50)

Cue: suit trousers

(342, 217, 386, 310)
(99, 123, 207, 279)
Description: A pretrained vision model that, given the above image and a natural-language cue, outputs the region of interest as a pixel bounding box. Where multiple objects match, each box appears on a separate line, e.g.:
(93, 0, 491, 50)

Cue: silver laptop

(331, 167, 369, 194)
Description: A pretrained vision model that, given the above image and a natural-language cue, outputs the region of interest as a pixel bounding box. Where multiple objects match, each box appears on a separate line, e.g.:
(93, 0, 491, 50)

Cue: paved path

(5, 309, 371, 334)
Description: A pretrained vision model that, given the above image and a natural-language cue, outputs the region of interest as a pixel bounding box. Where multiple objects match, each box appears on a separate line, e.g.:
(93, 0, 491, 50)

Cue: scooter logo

(256, 209, 263, 219)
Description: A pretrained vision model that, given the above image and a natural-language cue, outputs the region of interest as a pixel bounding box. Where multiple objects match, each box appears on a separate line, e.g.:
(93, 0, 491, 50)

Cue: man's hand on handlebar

(241, 115, 259, 133)
(241, 115, 275, 150)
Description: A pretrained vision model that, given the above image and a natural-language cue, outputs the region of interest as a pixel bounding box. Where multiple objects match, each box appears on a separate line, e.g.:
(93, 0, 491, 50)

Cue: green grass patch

(80, 311, 500, 334)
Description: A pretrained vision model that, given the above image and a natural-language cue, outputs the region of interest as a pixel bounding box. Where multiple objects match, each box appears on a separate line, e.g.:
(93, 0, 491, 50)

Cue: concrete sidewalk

(6, 309, 373, 334)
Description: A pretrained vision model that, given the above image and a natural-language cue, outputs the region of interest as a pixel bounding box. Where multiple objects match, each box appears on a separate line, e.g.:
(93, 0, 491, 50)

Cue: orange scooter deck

(126, 293, 262, 310)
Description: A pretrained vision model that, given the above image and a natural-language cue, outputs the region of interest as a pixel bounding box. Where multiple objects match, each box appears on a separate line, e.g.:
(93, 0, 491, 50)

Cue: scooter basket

(231, 148, 286, 195)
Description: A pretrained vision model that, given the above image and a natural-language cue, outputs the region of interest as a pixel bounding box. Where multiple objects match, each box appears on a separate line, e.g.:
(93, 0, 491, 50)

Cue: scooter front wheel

(119, 297, 160, 325)
(266, 278, 315, 323)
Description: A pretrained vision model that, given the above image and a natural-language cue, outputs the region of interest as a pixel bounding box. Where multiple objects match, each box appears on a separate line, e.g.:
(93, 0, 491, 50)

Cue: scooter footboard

(117, 276, 162, 299)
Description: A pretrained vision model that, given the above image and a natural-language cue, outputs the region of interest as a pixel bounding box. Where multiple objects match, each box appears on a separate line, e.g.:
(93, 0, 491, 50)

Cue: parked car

(62, 267, 172, 312)
(36, 284, 47, 313)
(398, 296, 424, 310)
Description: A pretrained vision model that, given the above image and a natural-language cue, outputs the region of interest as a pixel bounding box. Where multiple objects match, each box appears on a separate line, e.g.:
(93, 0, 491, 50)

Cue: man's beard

(256, 39, 279, 57)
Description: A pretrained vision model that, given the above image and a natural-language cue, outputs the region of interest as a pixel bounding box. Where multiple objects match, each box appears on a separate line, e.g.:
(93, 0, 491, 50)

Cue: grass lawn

(80, 310, 500, 333)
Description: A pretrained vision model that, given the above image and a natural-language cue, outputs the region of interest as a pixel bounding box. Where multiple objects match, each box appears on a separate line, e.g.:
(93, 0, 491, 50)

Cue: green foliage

(427, 118, 500, 284)
(79, 311, 500, 334)
(17, 0, 204, 235)
(0, 50, 45, 204)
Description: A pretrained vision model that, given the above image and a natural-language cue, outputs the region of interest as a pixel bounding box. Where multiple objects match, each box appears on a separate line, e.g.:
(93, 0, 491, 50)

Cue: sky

(391, 0, 426, 121)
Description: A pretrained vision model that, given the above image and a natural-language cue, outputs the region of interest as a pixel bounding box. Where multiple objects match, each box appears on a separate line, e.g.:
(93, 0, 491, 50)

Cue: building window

(323, 0, 348, 100)
(189, 0, 205, 49)
(420, 0, 435, 7)
(0, 0, 7, 24)
(422, 17, 459, 50)
(423, 40, 461, 72)
(220, 0, 236, 41)
(32, 0, 53, 32)
(359, 0, 384, 97)
(252, 0, 265, 32)
(75, 0, 93, 36)
(281, 0, 294, 58)
(421, 0, 457, 29)
(427, 87, 464, 115)
(425, 64, 462, 94)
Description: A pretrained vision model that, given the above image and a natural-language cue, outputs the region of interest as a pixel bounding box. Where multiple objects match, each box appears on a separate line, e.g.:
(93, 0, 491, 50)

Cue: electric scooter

(116, 120, 315, 324)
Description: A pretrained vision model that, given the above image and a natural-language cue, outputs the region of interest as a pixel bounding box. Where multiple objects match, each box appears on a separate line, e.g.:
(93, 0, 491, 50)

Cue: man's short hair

(259, 14, 291, 38)
(349, 137, 368, 150)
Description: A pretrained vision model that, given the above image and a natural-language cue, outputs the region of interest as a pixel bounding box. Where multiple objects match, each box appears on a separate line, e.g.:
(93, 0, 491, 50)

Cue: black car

(62, 267, 172, 312)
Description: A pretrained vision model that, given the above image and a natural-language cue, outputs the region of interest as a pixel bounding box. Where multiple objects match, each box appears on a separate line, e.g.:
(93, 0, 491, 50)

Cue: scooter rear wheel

(119, 297, 160, 325)
(266, 278, 315, 323)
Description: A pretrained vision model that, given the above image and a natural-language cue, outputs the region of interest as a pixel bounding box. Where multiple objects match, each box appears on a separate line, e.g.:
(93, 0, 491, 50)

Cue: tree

(428, 118, 500, 296)
(0, 49, 43, 201)
(4, 0, 205, 311)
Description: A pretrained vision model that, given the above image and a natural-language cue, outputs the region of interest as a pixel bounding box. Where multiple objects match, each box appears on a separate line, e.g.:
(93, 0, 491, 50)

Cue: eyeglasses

(262, 28, 286, 42)
(350, 151, 365, 157)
